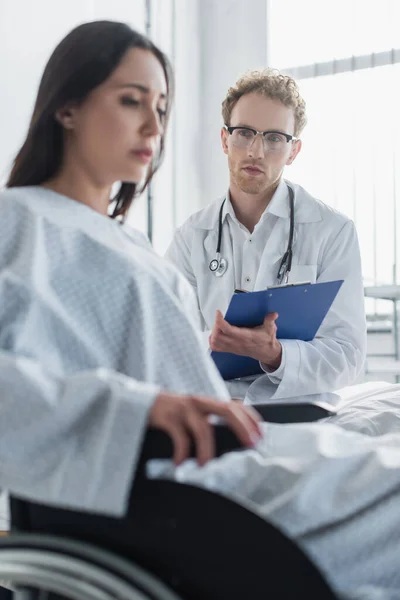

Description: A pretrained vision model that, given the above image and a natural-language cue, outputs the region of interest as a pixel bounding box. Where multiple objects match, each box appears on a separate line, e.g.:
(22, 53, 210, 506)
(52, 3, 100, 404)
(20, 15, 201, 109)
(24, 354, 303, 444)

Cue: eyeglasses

(225, 126, 299, 153)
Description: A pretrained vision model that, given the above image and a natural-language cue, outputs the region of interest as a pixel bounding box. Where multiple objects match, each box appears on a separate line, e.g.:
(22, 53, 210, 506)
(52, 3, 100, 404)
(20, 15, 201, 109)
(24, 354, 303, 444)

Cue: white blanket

(160, 381, 400, 598)
(331, 381, 400, 436)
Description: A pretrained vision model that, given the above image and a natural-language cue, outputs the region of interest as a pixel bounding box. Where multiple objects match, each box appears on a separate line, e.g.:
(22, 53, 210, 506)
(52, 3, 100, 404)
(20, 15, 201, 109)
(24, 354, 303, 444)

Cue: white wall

(131, 0, 203, 254)
(0, 0, 270, 252)
(0, 0, 202, 255)
(146, 0, 270, 252)
(0, 0, 146, 185)
(198, 0, 268, 205)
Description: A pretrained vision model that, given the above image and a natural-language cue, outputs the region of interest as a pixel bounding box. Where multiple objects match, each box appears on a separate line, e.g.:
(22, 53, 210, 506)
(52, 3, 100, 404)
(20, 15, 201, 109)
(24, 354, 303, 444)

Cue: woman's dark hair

(6, 21, 173, 218)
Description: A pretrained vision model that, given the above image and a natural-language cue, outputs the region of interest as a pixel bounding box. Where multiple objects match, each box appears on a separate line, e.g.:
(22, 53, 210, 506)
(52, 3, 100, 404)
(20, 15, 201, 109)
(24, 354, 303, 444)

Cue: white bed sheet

(0, 492, 8, 531)
(331, 381, 400, 436)
(155, 381, 400, 597)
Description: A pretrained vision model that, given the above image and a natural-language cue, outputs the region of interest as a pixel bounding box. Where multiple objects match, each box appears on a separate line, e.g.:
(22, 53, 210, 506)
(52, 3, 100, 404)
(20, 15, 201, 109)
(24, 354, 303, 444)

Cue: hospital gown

(0, 186, 399, 598)
(0, 186, 229, 515)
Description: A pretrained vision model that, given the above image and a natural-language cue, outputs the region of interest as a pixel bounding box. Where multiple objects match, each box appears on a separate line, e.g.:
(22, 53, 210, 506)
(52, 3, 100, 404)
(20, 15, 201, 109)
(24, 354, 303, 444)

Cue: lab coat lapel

(254, 217, 291, 289)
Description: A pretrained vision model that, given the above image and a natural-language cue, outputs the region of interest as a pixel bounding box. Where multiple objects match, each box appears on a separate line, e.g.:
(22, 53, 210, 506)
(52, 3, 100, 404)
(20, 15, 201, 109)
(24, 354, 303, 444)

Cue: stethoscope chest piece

(209, 200, 229, 278)
(209, 254, 228, 277)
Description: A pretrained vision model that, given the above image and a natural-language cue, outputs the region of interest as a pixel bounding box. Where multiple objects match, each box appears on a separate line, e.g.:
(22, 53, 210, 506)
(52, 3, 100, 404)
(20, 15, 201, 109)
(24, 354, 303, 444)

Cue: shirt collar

(191, 179, 323, 231)
(223, 178, 290, 226)
(266, 178, 292, 219)
(225, 179, 323, 224)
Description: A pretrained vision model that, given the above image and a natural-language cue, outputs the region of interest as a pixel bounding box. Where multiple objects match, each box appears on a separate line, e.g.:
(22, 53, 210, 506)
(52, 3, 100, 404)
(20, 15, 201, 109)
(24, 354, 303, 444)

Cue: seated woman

(0, 20, 261, 515)
(0, 20, 399, 600)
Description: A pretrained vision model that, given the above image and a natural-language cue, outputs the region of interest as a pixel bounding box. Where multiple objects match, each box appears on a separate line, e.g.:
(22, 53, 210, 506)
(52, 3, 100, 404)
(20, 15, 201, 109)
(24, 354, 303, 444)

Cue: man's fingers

(214, 311, 250, 343)
(210, 311, 229, 349)
(215, 309, 225, 323)
(215, 310, 233, 335)
(210, 327, 253, 353)
(210, 336, 241, 354)
(210, 312, 236, 351)
(209, 335, 231, 352)
(264, 312, 279, 323)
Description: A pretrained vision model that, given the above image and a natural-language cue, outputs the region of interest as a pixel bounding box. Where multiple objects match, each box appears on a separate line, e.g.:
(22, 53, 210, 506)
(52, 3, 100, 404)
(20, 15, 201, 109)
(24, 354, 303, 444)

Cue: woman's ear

(55, 104, 77, 130)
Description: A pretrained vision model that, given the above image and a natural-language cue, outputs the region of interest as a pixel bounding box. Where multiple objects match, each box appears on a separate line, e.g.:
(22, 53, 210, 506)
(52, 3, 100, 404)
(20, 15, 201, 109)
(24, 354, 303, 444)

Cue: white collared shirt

(222, 186, 279, 292)
(222, 183, 288, 381)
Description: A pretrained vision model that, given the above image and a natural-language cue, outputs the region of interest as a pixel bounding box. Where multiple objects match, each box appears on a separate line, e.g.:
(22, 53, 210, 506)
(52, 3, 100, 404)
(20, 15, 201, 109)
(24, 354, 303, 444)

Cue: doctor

(166, 69, 366, 403)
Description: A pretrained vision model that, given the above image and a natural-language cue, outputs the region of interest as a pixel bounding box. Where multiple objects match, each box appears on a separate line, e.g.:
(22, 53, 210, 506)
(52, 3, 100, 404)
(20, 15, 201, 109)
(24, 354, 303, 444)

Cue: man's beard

(231, 165, 266, 195)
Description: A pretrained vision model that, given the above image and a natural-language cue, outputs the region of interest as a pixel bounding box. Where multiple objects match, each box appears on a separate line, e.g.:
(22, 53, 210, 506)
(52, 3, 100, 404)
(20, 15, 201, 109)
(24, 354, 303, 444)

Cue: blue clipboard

(211, 279, 344, 380)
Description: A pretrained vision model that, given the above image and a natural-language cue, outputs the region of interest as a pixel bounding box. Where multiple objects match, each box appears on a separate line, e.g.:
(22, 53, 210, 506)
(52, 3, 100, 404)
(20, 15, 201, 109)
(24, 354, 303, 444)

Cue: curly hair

(222, 68, 307, 137)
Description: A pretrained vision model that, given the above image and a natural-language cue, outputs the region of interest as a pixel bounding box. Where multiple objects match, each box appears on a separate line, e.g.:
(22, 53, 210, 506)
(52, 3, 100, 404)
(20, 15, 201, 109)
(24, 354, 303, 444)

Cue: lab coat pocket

(288, 264, 317, 284)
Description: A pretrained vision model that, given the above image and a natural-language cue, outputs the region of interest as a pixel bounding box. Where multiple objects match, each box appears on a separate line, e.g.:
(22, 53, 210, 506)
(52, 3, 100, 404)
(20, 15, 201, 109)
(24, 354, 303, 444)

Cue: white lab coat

(166, 180, 367, 402)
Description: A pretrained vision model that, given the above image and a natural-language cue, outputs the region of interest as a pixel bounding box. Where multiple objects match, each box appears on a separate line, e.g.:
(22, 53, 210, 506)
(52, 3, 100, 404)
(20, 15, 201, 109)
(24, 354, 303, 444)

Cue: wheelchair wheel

(0, 534, 183, 600)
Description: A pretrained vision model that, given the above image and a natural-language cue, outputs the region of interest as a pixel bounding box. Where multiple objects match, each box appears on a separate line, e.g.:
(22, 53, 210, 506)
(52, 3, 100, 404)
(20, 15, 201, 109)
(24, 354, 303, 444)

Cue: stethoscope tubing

(209, 183, 295, 284)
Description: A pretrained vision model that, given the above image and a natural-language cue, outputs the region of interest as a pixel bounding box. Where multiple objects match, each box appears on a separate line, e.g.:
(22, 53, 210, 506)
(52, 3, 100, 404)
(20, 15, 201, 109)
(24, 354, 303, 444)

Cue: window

(267, 0, 400, 315)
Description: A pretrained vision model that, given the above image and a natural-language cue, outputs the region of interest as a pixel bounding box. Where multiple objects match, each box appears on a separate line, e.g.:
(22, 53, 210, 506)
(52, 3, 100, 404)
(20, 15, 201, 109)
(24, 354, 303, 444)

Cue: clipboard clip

(235, 282, 312, 294)
(266, 281, 312, 290)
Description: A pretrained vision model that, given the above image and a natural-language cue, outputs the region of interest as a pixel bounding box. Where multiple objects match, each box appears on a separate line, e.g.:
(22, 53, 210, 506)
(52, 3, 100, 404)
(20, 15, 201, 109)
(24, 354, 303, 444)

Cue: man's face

(221, 92, 301, 195)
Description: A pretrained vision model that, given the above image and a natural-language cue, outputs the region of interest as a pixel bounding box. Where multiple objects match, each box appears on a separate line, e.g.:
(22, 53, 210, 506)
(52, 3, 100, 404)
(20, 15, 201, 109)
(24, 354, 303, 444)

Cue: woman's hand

(149, 393, 263, 466)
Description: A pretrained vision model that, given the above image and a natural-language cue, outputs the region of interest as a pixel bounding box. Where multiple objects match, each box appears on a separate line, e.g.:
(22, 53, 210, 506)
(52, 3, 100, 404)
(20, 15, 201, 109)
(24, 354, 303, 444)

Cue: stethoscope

(209, 183, 295, 285)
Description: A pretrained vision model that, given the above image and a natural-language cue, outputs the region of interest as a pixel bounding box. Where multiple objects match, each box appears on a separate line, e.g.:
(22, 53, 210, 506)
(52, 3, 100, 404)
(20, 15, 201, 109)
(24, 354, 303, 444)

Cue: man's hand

(209, 310, 282, 370)
(149, 393, 263, 466)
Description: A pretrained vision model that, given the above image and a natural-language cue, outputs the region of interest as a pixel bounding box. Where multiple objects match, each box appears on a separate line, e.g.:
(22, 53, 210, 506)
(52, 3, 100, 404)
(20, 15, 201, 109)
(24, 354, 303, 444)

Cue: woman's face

(62, 47, 168, 186)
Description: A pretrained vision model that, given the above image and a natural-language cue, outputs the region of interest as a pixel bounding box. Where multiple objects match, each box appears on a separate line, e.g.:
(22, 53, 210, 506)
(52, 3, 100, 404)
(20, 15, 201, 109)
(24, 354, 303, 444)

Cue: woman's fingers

(195, 397, 263, 448)
(224, 398, 263, 435)
(185, 403, 215, 465)
(239, 402, 263, 435)
(149, 393, 264, 468)
(167, 423, 191, 465)
(223, 403, 262, 448)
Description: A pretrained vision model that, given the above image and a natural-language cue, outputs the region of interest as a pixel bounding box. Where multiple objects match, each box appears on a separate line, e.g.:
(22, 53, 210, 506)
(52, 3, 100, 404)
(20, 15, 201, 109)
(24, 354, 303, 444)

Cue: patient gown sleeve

(0, 353, 159, 516)
(165, 228, 212, 348)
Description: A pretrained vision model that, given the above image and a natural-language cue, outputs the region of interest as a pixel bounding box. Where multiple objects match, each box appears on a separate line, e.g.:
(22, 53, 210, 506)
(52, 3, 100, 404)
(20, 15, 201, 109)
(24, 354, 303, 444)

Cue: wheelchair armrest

(253, 401, 336, 423)
(139, 425, 244, 463)
(140, 400, 335, 463)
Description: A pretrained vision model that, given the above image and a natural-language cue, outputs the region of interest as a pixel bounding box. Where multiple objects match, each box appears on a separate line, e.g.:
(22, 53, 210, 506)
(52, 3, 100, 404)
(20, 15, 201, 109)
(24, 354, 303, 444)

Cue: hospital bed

(0, 401, 338, 600)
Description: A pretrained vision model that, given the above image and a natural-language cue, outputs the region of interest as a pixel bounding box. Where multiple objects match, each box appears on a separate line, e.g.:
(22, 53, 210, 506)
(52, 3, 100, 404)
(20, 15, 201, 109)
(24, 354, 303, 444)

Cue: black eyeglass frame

(225, 126, 299, 143)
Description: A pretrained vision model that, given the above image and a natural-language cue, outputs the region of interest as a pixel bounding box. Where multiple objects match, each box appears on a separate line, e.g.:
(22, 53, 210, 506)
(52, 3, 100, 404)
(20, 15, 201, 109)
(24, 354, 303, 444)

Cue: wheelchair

(0, 401, 339, 600)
